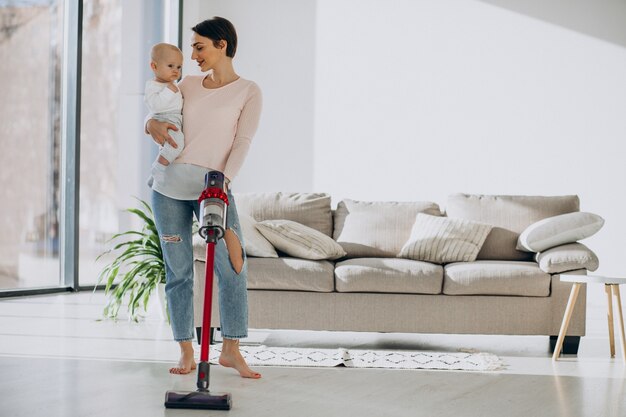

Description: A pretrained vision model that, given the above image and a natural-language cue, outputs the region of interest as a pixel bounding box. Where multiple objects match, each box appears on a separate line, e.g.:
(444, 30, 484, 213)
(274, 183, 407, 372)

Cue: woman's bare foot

(218, 339, 261, 379)
(169, 341, 197, 374)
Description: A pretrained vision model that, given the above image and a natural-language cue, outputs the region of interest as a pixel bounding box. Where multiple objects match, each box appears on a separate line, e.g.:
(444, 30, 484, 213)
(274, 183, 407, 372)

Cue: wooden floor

(1, 290, 625, 417)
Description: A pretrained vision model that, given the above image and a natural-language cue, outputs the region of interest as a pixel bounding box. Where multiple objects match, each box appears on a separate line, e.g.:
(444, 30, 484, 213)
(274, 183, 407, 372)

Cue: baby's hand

(167, 83, 179, 93)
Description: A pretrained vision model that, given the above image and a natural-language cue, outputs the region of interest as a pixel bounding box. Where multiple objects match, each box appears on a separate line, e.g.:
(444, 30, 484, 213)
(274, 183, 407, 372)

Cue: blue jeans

(151, 189, 248, 342)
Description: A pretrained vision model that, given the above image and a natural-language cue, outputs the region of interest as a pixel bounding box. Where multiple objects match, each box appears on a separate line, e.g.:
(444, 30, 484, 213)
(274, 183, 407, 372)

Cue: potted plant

(96, 198, 167, 322)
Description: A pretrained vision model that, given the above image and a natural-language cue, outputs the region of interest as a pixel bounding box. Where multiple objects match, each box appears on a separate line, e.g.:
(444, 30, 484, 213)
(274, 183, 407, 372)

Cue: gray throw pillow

(399, 214, 492, 264)
(256, 219, 347, 260)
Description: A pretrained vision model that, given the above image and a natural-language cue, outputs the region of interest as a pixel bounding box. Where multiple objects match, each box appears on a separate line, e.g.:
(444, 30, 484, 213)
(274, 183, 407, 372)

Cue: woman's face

(191, 33, 225, 72)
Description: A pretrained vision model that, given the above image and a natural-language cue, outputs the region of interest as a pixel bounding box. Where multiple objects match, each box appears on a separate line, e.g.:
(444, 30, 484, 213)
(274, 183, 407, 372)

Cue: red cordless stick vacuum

(164, 171, 232, 410)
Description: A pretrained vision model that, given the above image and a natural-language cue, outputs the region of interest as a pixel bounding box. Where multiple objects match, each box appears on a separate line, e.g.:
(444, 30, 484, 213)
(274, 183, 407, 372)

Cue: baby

(145, 43, 184, 187)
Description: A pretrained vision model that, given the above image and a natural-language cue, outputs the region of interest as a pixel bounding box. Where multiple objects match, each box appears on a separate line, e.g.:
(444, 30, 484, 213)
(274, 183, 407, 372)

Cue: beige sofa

(193, 193, 599, 353)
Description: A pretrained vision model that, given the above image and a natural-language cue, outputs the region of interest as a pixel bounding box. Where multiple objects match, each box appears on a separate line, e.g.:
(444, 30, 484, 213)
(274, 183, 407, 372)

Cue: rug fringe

(475, 352, 505, 371)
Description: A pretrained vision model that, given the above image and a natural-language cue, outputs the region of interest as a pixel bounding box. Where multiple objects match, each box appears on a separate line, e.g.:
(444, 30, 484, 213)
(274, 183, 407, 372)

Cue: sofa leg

(550, 335, 581, 355)
(195, 327, 218, 345)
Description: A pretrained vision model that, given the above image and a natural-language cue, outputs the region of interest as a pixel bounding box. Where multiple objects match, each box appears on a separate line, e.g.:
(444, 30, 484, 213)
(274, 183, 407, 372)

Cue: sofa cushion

(335, 258, 443, 294)
(247, 257, 335, 292)
(398, 213, 492, 264)
(535, 243, 599, 274)
(517, 212, 604, 252)
(256, 219, 346, 260)
(443, 261, 551, 296)
(333, 199, 441, 258)
(445, 194, 580, 261)
(239, 213, 278, 258)
(234, 192, 333, 237)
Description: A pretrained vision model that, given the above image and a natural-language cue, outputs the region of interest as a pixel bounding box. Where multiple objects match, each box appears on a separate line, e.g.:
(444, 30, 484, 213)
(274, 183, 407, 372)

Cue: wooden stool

(552, 274, 626, 362)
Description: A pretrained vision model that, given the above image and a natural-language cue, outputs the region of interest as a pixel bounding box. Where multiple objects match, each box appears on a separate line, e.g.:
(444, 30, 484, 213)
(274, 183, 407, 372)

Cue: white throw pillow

(238, 213, 278, 258)
(399, 213, 492, 264)
(535, 243, 599, 274)
(516, 212, 604, 253)
(256, 219, 347, 260)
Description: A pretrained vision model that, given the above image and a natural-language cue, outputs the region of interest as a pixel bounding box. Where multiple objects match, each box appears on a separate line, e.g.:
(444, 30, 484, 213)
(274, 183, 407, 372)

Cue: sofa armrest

(535, 242, 599, 274)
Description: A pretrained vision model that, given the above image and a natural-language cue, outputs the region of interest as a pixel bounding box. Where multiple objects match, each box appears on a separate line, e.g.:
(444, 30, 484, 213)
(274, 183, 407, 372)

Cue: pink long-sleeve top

(149, 75, 262, 200)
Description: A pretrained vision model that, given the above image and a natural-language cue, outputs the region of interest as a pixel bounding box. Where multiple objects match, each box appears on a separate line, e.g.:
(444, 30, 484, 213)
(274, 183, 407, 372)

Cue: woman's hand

(146, 119, 179, 148)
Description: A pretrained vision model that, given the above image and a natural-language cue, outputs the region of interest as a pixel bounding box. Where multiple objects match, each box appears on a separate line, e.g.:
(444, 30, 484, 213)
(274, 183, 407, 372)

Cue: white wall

(184, 0, 316, 192)
(188, 1, 626, 278)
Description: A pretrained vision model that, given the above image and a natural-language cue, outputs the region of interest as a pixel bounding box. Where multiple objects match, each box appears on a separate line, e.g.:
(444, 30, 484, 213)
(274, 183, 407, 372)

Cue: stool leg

(606, 284, 616, 358)
(553, 283, 582, 361)
(612, 284, 626, 362)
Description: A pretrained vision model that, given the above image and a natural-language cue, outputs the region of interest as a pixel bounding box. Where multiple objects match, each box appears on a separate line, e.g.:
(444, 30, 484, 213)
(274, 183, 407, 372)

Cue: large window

(0, 0, 177, 293)
(0, 0, 64, 290)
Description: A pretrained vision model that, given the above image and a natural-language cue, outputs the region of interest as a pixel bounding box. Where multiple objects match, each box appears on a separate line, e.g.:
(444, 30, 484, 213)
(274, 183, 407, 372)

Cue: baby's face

(153, 50, 183, 82)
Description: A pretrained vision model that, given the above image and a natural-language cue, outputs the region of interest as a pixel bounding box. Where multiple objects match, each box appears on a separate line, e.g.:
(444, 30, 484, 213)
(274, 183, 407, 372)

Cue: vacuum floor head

(164, 390, 232, 410)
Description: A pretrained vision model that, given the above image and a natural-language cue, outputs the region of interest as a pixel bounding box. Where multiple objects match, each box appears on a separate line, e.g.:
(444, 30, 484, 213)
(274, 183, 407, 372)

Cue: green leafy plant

(95, 198, 166, 321)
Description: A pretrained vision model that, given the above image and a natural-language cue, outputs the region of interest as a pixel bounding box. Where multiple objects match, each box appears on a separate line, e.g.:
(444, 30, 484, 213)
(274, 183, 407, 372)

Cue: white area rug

(207, 345, 503, 371)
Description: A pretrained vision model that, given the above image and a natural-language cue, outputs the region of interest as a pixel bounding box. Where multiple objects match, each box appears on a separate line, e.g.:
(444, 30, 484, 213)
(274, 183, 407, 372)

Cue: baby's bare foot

(219, 348, 261, 379)
(169, 343, 197, 375)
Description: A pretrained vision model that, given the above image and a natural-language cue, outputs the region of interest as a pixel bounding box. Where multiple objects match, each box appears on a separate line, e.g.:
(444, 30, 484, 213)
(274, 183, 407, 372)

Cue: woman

(146, 16, 262, 379)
